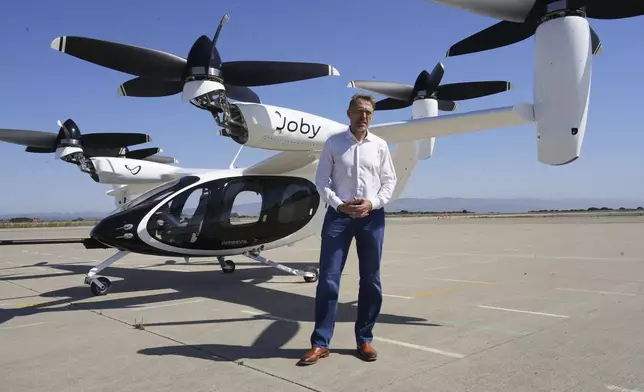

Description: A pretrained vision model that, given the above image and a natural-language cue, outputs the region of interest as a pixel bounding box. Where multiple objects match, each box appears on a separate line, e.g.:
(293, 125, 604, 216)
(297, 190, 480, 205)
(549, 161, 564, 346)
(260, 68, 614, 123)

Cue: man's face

(347, 98, 374, 133)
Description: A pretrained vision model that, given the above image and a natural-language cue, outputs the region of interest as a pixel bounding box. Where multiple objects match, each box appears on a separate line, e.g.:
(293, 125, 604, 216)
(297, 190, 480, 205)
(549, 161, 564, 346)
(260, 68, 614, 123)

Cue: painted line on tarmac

(439, 252, 644, 263)
(425, 278, 494, 285)
(129, 299, 205, 311)
(478, 305, 569, 318)
(374, 249, 644, 263)
(350, 290, 412, 300)
(431, 319, 527, 336)
(0, 322, 50, 330)
(473, 259, 501, 264)
(242, 310, 466, 358)
(556, 288, 636, 297)
(382, 293, 414, 299)
(374, 337, 465, 358)
(423, 266, 453, 272)
(606, 385, 643, 392)
(12, 301, 55, 309)
(407, 284, 483, 299)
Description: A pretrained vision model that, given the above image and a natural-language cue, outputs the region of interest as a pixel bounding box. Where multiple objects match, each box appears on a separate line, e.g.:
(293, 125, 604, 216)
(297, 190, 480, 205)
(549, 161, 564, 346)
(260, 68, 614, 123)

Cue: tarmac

(1, 214, 644, 392)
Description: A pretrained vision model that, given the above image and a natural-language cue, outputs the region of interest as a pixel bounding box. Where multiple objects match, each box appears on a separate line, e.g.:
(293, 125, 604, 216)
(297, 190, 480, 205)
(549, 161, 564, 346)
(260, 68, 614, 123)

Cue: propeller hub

(185, 66, 223, 82)
(58, 138, 82, 148)
(539, 8, 586, 25)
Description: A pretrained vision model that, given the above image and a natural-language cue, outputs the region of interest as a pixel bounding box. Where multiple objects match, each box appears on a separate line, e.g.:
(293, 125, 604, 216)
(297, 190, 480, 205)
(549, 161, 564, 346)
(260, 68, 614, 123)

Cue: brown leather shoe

(296, 346, 329, 366)
(357, 342, 377, 361)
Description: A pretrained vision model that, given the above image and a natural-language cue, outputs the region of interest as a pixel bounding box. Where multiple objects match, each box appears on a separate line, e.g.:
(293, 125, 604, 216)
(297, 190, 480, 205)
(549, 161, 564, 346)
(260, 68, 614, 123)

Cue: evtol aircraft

(3, 9, 612, 297)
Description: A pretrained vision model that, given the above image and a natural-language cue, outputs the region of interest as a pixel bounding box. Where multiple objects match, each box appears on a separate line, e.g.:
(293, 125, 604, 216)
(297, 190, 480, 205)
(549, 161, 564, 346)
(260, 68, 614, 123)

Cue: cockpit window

(108, 176, 201, 216)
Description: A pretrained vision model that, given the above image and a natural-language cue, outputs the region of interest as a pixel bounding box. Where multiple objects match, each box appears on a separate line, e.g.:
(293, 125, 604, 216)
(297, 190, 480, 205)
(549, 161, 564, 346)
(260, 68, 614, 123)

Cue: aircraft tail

(416, 137, 435, 160)
(389, 141, 420, 201)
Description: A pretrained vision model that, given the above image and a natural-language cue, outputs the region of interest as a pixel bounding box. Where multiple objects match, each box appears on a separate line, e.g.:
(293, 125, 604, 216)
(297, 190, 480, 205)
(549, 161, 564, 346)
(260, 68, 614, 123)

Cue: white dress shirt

(315, 128, 397, 212)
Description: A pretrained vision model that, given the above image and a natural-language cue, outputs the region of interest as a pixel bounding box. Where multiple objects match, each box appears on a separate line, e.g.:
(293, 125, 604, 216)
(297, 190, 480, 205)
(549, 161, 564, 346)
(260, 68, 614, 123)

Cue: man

(298, 93, 397, 366)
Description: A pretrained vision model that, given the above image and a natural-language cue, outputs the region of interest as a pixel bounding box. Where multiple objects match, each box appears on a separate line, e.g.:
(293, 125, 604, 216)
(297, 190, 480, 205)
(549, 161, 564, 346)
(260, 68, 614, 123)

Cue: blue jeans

(310, 206, 385, 348)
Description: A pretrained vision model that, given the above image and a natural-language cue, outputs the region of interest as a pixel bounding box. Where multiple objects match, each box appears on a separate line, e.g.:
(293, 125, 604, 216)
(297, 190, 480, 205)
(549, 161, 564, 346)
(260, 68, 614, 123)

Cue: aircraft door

(146, 184, 213, 248)
(205, 176, 320, 250)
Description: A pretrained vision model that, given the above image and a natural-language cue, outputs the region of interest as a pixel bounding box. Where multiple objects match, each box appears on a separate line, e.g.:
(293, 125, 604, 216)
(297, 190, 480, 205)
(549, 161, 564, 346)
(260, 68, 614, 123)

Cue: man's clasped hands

(338, 197, 373, 218)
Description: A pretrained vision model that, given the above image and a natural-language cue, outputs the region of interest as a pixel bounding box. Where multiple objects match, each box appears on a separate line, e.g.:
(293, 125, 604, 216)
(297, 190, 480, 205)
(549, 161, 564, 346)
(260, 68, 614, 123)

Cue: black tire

(222, 259, 235, 273)
(90, 277, 111, 296)
(303, 267, 319, 283)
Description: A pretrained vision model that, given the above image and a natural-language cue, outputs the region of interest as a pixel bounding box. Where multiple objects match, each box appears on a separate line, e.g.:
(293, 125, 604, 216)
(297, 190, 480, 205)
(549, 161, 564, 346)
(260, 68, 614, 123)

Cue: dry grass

(0, 220, 99, 229)
(133, 317, 145, 330)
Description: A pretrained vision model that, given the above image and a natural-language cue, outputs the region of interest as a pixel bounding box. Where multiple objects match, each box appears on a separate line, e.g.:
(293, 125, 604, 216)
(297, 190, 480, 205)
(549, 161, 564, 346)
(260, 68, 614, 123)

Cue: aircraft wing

(369, 102, 534, 143)
(244, 150, 319, 175)
(106, 183, 168, 198)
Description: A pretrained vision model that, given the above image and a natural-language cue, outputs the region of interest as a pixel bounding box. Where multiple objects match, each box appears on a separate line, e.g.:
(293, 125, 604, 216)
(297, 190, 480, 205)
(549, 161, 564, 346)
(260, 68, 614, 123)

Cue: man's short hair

(349, 93, 376, 111)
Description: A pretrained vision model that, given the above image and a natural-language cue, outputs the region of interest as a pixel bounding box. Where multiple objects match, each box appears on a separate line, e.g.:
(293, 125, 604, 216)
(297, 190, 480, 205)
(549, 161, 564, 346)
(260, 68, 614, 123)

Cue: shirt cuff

(328, 195, 344, 211)
(369, 197, 381, 211)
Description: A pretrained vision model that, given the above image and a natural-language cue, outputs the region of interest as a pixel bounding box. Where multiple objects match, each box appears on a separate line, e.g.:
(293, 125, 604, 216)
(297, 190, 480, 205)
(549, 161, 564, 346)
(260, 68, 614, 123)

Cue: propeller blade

(347, 80, 413, 101)
(51, 36, 186, 79)
(374, 98, 411, 111)
(143, 155, 177, 164)
(423, 63, 445, 92)
(579, 0, 644, 19)
(221, 61, 339, 86)
(438, 100, 457, 111)
(446, 21, 536, 57)
(212, 13, 230, 47)
(0, 129, 57, 148)
(224, 84, 261, 103)
(25, 146, 56, 153)
(81, 133, 151, 149)
(126, 147, 161, 160)
(436, 81, 512, 101)
(207, 13, 229, 70)
(82, 147, 123, 157)
(118, 77, 184, 97)
(589, 26, 603, 55)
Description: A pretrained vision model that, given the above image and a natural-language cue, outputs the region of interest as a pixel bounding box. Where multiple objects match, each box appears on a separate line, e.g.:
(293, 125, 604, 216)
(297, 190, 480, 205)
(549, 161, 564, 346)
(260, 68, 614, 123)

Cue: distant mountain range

(2, 197, 642, 220)
(384, 197, 644, 213)
(232, 197, 644, 215)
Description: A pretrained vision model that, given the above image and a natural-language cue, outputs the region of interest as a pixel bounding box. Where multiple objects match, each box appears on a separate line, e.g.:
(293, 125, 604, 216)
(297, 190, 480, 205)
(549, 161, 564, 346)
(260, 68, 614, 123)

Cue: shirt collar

(345, 127, 371, 142)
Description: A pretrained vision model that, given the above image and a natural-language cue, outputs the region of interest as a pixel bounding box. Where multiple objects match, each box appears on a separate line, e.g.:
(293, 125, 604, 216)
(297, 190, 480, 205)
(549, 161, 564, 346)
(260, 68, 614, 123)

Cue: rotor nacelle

(183, 80, 226, 103)
(219, 102, 346, 151)
(437, 0, 644, 165)
(534, 15, 591, 165)
(411, 99, 438, 159)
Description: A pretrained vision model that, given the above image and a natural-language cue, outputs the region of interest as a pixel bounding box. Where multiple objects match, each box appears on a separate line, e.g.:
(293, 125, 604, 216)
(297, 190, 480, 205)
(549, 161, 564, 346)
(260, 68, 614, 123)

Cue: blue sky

(1, 0, 643, 214)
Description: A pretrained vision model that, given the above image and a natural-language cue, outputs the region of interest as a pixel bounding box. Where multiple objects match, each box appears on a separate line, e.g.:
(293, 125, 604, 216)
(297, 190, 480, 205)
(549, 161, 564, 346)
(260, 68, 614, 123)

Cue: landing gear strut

(241, 246, 318, 283)
(84, 250, 130, 296)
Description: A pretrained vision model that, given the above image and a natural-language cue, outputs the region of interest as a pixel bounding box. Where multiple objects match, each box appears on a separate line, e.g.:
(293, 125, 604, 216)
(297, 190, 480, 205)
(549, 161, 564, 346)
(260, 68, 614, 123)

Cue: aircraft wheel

(222, 259, 235, 273)
(90, 277, 111, 296)
(304, 267, 318, 283)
